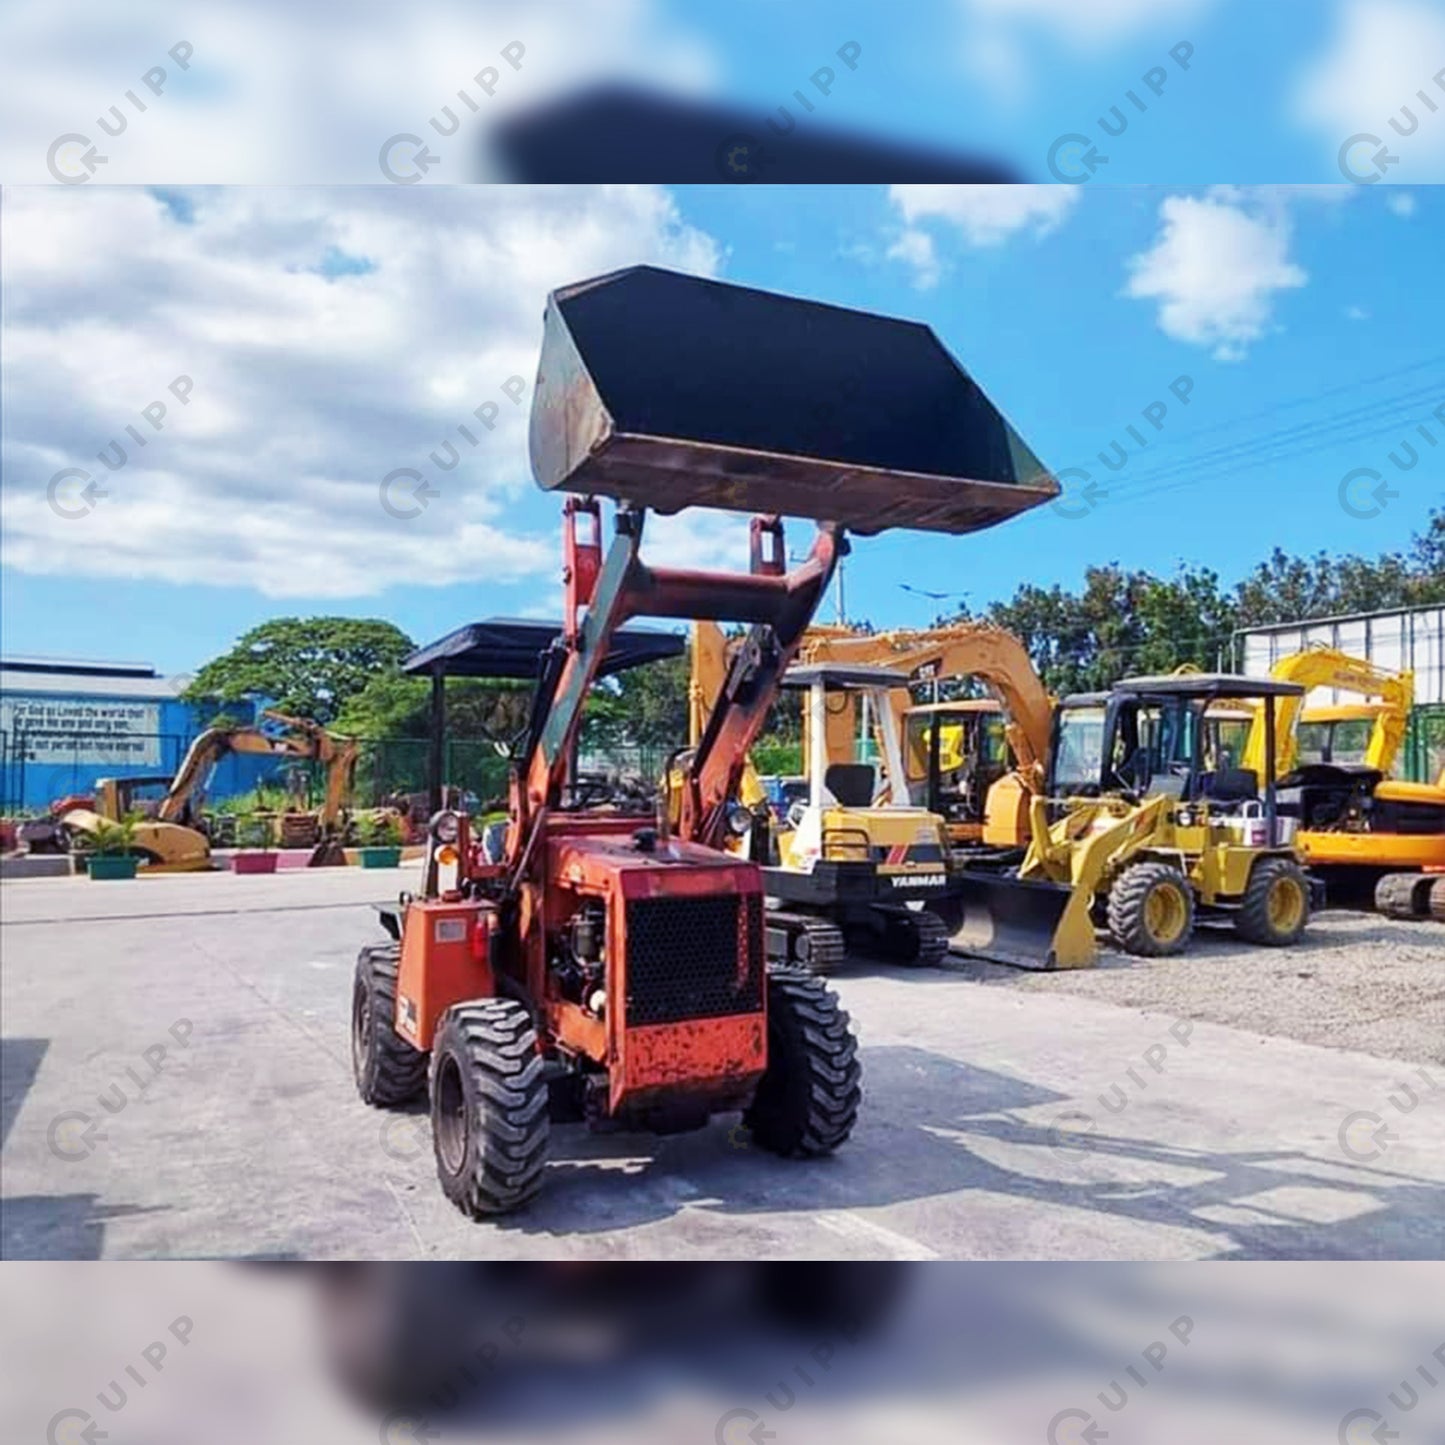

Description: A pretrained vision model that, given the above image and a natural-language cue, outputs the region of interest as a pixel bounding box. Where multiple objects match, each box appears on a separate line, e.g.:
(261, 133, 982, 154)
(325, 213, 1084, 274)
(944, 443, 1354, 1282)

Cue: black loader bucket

(530, 265, 1059, 535)
(938, 868, 1098, 970)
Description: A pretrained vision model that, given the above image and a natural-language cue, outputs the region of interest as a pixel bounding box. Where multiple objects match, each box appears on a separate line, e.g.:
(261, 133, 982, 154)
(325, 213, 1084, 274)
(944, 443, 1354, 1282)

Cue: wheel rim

(351, 981, 372, 1076)
(1267, 875, 1305, 933)
(1144, 881, 1189, 944)
(434, 1053, 467, 1175)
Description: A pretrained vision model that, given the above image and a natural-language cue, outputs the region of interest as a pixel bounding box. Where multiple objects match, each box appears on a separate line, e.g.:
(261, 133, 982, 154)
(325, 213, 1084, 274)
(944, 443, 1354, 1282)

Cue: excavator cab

(903, 699, 1011, 844)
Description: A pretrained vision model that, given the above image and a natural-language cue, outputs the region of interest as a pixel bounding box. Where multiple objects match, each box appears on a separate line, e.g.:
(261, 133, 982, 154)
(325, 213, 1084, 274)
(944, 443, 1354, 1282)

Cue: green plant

(358, 811, 404, 848)
(89, 814, 140, 857)
(234, 810, 275, 851)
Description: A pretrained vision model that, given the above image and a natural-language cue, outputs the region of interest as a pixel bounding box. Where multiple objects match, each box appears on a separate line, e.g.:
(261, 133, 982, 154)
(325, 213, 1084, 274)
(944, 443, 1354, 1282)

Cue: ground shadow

(485, 1044, 1445, 1259)
(0, 1037, 49, 1149)
(1, 1194, 169, 1260)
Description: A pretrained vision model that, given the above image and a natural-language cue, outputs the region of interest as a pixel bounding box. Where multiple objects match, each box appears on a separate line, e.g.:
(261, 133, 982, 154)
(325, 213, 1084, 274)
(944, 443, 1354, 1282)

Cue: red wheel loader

(350, 265, 1060, 1216)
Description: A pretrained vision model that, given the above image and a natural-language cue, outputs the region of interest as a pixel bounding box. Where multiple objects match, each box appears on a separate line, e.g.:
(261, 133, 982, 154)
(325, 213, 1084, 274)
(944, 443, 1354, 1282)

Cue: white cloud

(1291, 0, 1445, 182)
(956, 0, 1214, 102)
(0, 0, 719, 182)
(1, 186, 721, 597)
(1346, 305, 1371, 321)
(964, 0, 1212, 48)
(1123, 193, 1308, 361)
(1387, 190, 1418, 216)
(891, 185, 1080, 246)
(882, 186, 1079, 287)
(886, 229, 942, 290)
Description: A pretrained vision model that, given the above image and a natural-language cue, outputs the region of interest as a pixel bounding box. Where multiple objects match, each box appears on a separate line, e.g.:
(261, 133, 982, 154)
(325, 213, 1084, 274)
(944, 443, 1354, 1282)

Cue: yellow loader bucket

(939, 868, 1098, 970)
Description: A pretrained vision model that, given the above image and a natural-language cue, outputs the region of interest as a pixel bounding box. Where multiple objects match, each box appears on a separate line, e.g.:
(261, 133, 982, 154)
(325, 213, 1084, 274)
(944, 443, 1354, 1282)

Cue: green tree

(333, 672, 535, 745)
(185, 617, 414, 723)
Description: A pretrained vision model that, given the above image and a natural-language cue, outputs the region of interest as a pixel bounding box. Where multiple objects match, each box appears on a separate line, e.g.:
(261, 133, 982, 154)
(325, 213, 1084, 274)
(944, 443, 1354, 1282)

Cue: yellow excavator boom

(1242, 646, 1414, 779)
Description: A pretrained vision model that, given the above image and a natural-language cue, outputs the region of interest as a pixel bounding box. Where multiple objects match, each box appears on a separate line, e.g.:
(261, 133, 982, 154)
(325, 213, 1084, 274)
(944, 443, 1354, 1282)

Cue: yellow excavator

(1244, 647, 1445, 920)
(59, 711, 362, 871)
(794, 622, 1056, 851)
(687, 621, 1090, 968)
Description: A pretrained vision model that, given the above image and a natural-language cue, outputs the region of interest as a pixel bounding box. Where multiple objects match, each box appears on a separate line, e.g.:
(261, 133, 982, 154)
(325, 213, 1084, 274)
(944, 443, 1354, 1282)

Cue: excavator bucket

(940, 869, 1098, 970)
(530, 265, 1059, 535)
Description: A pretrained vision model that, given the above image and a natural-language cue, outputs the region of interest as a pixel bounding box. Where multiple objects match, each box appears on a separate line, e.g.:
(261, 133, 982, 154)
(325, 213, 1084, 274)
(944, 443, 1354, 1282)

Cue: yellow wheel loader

(1243, 647, 1445, 919)
(957, 673, 1314, 964)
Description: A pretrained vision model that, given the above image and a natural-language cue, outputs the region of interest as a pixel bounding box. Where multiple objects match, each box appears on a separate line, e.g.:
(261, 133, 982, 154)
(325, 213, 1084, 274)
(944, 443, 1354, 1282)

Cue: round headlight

(431, 809, 460, 844)
(725, 802, 753, 837)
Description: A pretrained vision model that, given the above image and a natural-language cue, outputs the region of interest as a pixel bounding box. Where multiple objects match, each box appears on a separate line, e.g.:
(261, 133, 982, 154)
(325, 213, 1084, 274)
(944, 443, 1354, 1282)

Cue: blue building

(0, 656, 274, 814)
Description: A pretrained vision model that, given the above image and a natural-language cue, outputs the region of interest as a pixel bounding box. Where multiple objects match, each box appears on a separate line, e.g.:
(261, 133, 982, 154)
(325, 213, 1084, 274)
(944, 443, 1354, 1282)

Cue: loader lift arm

(507, 498, 842, 878)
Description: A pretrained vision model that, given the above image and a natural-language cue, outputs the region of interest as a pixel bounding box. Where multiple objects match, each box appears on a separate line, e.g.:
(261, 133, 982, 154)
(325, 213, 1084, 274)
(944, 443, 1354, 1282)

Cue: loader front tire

(430, 1000, 549, 1218)
(1107, 861, 1195, 956)
(745, 966, 860, 1157)
(352, 944, 429, 1107)
(1430, 877, 1445, 923)
(1235, 857, 1311, 945)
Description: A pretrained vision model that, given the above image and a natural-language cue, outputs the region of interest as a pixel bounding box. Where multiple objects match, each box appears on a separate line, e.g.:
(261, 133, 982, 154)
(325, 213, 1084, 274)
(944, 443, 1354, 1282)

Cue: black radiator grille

(624, 893, 764, 1026)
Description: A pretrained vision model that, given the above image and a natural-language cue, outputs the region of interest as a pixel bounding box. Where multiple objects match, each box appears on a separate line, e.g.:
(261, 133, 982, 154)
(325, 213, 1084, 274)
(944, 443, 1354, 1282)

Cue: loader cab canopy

(402, 618, 683, 680)
(402, 618, 685, 812)
(1050, 676, 1304, 808)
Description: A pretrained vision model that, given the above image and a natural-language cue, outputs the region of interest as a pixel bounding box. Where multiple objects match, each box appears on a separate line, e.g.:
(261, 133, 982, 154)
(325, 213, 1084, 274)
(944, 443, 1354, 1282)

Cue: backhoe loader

(946, 673, 1313, 966)
(1244, 646, 1445, 920)
(59, 710, 361, 870)
(349, 264, 1060, 1216)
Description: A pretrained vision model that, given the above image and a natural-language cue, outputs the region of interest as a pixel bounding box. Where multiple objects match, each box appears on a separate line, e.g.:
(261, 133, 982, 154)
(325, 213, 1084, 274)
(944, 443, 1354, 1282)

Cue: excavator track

(765, 910, 848, 974)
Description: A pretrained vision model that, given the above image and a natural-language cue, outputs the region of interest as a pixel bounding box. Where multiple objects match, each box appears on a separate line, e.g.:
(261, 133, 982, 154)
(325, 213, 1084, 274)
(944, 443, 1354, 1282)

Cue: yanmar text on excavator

(349, 265, 1059, 1217)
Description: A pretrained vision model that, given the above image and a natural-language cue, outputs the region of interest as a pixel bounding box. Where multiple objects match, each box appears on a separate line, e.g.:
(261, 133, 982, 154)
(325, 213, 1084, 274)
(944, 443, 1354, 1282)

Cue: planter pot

(357, 846, 403, 869)
(233, 852, 279, 875)
(89, 855, 140, 881)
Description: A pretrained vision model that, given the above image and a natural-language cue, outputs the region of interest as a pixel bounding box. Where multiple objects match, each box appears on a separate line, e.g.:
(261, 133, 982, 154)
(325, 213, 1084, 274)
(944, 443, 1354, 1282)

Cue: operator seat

(823, 763, 877, 808)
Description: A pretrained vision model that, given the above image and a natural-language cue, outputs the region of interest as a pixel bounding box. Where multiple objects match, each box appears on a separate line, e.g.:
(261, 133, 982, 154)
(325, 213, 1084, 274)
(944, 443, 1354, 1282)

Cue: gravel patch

(949, 909, 1445, 1066)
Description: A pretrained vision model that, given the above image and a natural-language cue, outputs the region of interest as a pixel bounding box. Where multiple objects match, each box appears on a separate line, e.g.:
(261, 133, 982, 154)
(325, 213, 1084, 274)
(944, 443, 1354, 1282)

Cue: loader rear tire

(352, 944, 429, 1107)
(1375, 872, 1434, 921)
(745, 966, 860, 1157)
(1236, 857, 1311, 946)
(1430, 877, 1445, 923)
(1107, 861, 1195, 957)
(430, 1000, 549, 1218)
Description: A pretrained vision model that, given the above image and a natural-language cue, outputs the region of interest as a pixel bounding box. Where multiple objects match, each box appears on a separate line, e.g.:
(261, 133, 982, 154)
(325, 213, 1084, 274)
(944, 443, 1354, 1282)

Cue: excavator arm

(1243, 647, 1414, 780)
(156, 712, 357, 826)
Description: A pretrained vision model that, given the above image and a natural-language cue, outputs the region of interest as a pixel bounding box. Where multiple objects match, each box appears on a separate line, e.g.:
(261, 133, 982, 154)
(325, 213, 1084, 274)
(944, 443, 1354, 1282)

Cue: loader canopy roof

(1111, 673, 1305, 701)
(782, 662, 915, 692)
(402, 617, 683, 680)
(530, 265, 1058, 535)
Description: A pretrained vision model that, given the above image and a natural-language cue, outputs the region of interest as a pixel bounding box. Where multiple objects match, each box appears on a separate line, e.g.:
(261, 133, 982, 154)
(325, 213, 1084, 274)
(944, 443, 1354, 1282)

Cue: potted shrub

(87, 816, 143, 880)
(232, 811, 279, 875)
(356, 811, 404, 868)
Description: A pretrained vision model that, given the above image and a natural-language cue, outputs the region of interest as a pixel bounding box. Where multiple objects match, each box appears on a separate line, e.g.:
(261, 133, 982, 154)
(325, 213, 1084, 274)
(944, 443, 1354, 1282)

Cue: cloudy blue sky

(3, 180, 1441, 674)
(3, 0, 1445, 184)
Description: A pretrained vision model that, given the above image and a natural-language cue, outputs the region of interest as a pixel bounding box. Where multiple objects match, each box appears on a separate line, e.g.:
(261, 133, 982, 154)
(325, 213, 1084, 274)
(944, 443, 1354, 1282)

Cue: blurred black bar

(491, 86, 1016, 183)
